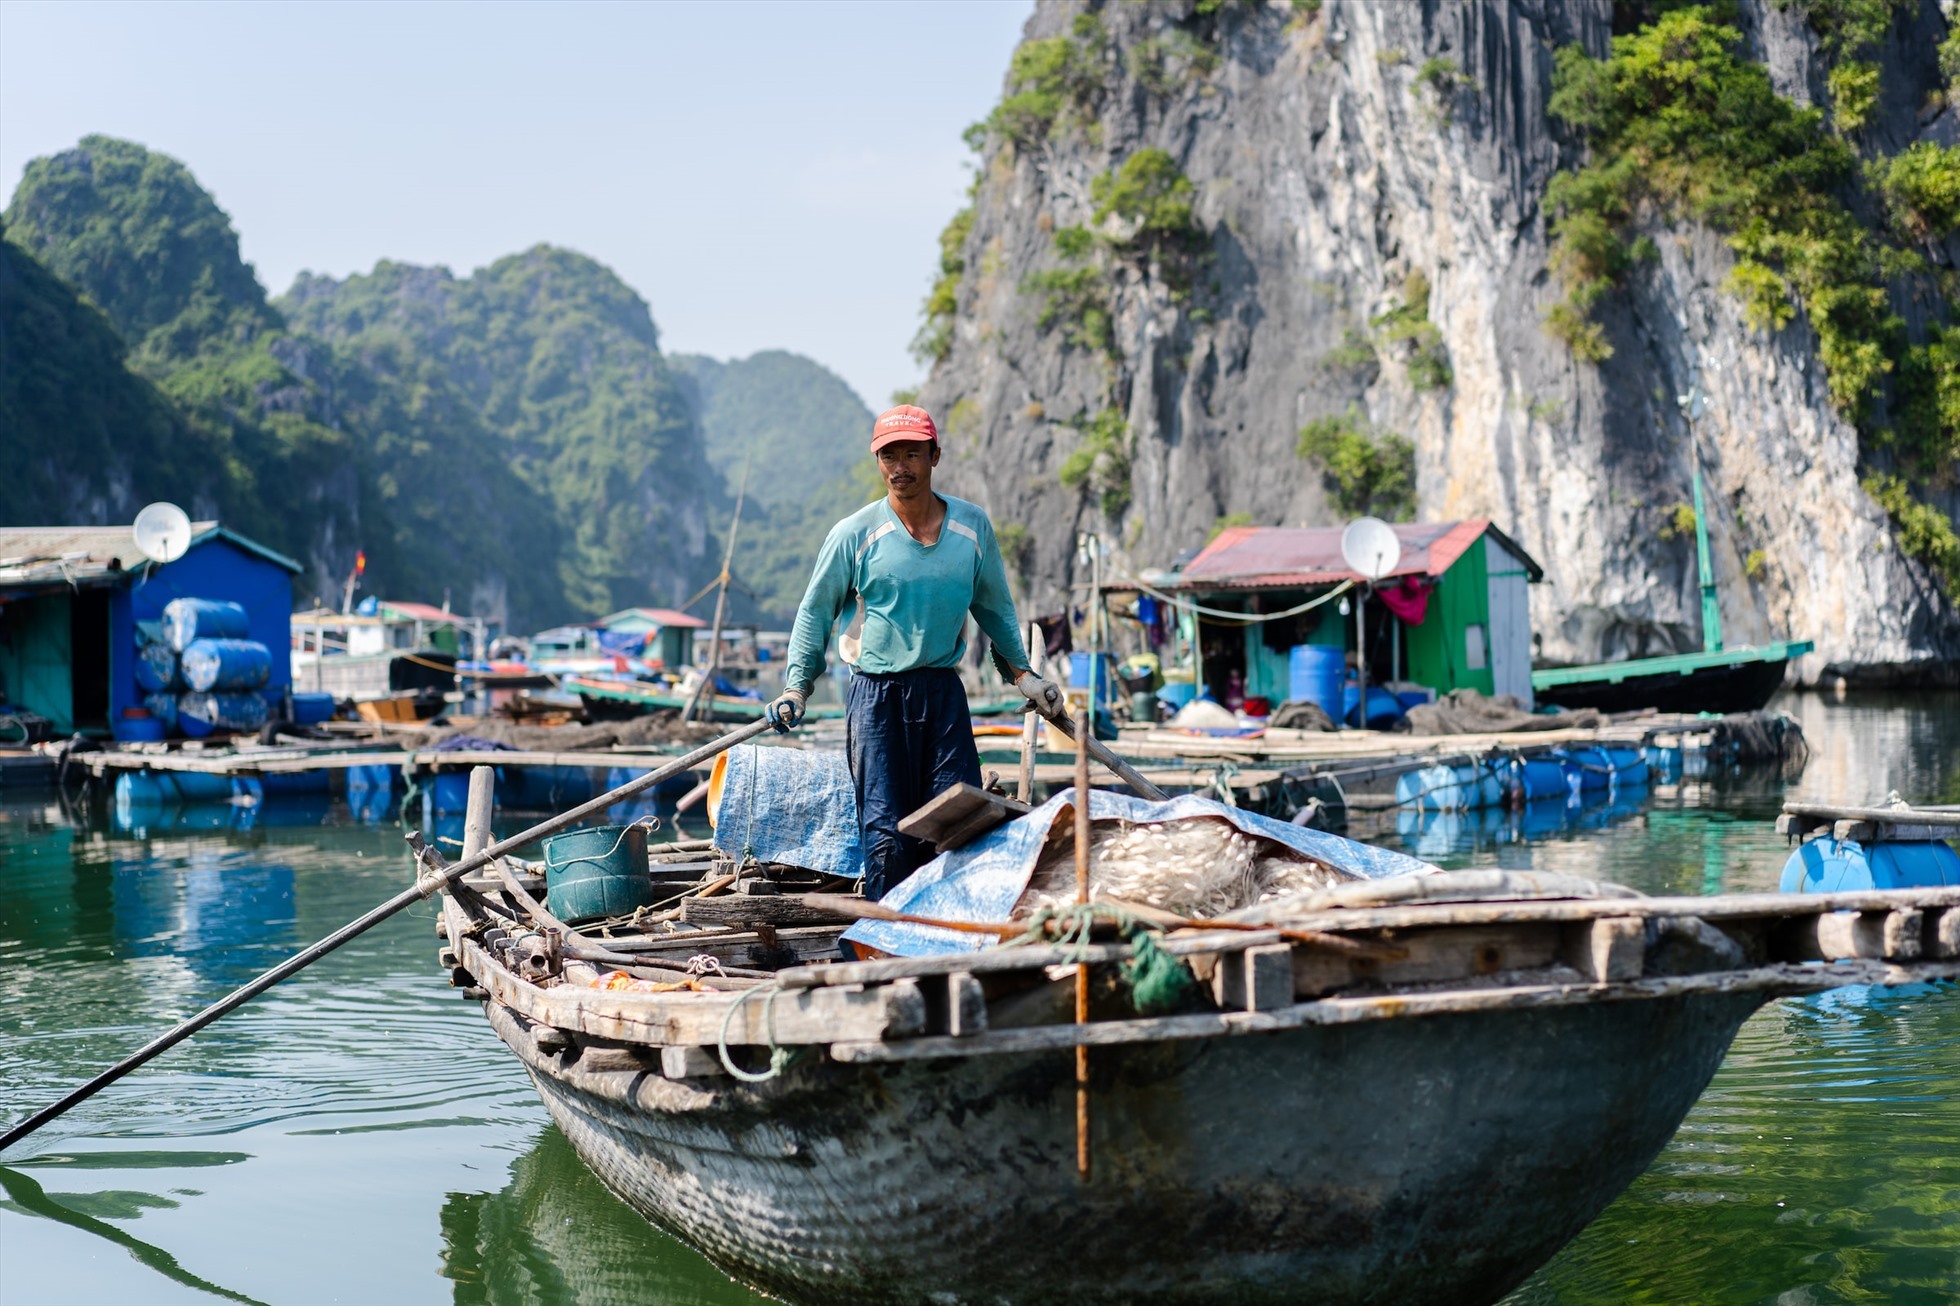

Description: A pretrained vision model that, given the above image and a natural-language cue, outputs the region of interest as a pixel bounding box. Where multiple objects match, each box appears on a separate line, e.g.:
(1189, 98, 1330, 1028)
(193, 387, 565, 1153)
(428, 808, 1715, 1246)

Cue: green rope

(716, 981, 801, 1083)
(1016, 903, 1200, 1017)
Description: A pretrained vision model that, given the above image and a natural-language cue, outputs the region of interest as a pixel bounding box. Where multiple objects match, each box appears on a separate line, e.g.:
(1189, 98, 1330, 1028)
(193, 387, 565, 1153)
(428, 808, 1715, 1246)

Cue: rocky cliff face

(921, 0, 1959, 683)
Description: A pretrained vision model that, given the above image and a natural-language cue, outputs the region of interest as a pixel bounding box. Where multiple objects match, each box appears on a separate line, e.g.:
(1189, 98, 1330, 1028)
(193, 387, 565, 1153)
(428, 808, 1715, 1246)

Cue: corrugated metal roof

(379, 600, 460, 623)
(600, 606, 708, 629)
(0, 521, 301, 589)
(1169, 519, 1543, 590)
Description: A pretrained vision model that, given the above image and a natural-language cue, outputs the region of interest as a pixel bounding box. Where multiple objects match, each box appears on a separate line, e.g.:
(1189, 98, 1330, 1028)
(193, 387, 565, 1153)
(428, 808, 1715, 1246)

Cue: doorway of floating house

(70, 588, 111, 733)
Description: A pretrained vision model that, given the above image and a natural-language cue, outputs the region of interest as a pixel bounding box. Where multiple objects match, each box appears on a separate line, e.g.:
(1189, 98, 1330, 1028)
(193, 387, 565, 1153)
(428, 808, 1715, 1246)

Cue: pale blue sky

(0, 0, 1033, 408)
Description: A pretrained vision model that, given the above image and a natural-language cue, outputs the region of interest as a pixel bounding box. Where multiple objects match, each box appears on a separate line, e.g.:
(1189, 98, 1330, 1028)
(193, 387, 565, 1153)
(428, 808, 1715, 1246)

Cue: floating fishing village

(3, 1, 1959, 1303)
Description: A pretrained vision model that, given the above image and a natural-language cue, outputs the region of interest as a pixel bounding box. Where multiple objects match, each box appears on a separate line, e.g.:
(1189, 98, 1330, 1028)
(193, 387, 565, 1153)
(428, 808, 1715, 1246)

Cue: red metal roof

(606, 606, 708, 629)
(379, 600, 460, 623)
(1170, 520, 1542, 590)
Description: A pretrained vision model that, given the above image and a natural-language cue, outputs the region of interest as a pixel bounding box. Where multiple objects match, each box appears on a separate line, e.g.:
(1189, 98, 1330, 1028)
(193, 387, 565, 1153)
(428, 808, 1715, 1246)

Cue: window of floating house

(1465, 623, 1488, 671)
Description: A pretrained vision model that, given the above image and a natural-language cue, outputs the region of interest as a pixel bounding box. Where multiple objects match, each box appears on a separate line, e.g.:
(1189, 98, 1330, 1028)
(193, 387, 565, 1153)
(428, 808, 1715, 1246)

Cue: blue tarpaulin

(711, 745, 864, 879)
(844, 788, 1440, 958)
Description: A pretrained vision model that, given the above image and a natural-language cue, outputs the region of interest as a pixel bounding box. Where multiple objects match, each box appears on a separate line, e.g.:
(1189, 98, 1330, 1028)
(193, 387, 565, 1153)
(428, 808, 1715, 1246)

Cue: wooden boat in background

(1532, 639, 1813, 715)
(436, 833, 1960, 1304)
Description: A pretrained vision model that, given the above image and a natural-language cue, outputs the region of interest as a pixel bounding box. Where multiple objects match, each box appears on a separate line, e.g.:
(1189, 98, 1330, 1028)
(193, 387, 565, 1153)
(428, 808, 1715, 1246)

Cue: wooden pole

(683, 458, 750, 723)
(461, 765, 495, 863)
(1018, 621, 1042, 803)
(1073, 713, 1092, 1181)
(0, 716, 776, 1152)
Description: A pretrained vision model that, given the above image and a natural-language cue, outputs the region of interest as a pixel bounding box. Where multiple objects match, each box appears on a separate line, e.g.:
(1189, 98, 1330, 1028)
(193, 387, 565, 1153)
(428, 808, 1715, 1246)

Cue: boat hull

(1534, 655, 1789, 715)
(493, 989, 1764, 1305)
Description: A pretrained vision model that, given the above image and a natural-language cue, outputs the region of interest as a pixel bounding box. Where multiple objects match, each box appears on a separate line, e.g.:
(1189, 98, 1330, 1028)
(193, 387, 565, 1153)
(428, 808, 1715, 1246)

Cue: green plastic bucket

(542, 823, 653, 925)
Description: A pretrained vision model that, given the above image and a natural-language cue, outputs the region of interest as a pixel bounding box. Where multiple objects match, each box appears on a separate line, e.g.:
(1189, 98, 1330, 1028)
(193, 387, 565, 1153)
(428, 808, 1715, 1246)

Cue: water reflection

(1, 693, 1954, 1306)
(440, 1127, 771, 1306)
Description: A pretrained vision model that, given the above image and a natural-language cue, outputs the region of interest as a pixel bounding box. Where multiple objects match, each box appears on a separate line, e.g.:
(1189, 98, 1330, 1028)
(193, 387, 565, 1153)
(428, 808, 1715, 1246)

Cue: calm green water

(1, 693, 1955, 1305)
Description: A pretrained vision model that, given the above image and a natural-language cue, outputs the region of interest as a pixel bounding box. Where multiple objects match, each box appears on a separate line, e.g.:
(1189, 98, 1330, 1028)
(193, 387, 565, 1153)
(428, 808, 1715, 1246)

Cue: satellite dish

(132, 502, 192, 564)
(1341, 516, 1402, 581)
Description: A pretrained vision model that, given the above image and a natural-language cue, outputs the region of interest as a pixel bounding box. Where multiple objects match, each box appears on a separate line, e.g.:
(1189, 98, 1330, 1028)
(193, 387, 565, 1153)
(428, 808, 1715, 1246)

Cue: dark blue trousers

(846, 667, 983, 901)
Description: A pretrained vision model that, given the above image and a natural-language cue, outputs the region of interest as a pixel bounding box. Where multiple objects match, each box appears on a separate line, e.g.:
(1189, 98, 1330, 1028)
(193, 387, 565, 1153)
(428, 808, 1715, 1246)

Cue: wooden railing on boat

(438, 855, 1960, 1078)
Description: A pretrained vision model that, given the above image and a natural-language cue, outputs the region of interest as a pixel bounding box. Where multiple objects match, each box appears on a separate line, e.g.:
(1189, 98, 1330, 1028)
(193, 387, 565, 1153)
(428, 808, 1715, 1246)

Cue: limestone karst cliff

(919, 0, 1960, 683)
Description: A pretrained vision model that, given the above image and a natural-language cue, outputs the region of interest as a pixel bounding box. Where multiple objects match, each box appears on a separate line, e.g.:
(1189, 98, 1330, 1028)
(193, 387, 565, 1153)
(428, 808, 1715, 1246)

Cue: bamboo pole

(1074, 714, 1092, 1181)
(0, 717, 776, 1152)
(683, 458, 750, 723)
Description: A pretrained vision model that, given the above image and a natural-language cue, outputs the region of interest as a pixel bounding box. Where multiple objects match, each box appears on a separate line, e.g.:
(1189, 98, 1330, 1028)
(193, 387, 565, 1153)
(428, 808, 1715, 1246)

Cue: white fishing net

(1016, 816, 1353, 921)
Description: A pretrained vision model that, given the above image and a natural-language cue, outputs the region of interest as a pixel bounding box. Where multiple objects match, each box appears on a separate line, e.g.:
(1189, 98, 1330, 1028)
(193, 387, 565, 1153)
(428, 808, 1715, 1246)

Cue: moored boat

(434, 784, 1960, 1305)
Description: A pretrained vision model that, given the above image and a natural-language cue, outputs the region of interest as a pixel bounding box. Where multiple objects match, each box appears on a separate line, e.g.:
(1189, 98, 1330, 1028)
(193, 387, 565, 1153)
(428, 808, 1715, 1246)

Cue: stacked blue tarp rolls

(846, 789, 1441, 958)
(180, 638, 272, 691)
(163, 598, 250, 651)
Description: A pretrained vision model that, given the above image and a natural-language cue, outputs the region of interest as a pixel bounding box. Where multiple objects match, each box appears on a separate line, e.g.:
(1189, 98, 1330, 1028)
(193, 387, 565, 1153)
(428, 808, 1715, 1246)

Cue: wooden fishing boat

(433, 806, 1960, 1305)
(1531, 639, 1813, 715)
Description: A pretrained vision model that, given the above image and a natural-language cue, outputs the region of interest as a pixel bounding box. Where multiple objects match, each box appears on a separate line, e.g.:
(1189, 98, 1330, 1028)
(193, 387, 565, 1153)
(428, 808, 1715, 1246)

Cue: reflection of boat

(438, 1127, 771, 1306)
(438, 837, 1960, 1304)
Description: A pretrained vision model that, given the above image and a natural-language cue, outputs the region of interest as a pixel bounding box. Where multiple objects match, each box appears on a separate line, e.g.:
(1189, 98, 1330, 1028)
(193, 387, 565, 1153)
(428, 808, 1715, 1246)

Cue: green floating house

(1155, 520, 1544, 709)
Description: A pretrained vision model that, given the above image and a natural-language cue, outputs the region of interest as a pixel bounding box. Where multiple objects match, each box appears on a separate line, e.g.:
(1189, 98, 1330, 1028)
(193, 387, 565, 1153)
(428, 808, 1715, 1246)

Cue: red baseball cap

(870, 404, 939, 452)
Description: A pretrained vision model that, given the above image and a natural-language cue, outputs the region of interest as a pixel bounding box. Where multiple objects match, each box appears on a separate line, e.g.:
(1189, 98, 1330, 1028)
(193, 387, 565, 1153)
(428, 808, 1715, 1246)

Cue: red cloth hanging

(1376, 575, 1431, 625)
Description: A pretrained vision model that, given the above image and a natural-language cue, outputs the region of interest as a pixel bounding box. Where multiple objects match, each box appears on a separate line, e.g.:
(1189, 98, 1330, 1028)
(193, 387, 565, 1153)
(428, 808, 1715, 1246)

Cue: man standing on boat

(767, 404, 1063, 899)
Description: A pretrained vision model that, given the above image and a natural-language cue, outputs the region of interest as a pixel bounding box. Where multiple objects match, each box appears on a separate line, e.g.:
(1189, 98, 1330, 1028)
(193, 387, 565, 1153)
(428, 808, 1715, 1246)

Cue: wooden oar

(1037, 703, 1169, 801)
(0, 716, 777, 1152)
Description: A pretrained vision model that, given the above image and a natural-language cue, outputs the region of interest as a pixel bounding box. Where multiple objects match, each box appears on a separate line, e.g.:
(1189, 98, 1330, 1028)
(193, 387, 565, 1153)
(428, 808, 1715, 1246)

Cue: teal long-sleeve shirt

(784, 494, 1032, 697)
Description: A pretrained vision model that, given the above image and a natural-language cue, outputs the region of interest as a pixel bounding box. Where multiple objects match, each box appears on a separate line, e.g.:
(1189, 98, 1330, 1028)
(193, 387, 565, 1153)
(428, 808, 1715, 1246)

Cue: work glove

(1017, 670, 1065, 720)
(767, 687, 807, 735)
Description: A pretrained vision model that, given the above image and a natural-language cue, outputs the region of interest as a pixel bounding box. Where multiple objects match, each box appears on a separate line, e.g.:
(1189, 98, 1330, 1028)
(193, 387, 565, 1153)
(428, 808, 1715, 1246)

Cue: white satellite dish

(132, 502, 192, 564)
(1340, 516, 1402, 581)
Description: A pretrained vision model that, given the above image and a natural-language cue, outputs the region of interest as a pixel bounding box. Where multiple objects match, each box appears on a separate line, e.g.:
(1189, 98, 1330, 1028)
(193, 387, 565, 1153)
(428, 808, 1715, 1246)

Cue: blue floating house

(0, 522, 299, 736)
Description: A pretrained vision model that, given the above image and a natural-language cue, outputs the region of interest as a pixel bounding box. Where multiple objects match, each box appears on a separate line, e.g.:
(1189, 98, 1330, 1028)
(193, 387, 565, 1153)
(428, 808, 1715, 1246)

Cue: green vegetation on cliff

(2, 135, 758, 628)
(0, 222, 213, 527)
(4, 136, 361, 579)
(1544, 7, 1958, 594)
(284, 249, 714, 621)
(1297, 411, 1416, 521)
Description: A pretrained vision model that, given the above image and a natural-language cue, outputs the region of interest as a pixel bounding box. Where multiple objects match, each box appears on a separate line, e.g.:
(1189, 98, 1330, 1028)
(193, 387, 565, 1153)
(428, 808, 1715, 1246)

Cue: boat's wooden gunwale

(443, 882, 1959, 1062)
(824, 957, 1960, 1063)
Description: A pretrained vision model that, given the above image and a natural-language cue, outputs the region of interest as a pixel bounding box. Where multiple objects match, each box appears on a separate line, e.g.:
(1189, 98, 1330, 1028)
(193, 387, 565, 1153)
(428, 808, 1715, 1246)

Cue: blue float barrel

(290, 692, 336, 725)
(1288, 645, 1345, 720)
(180, 639, 272, 692)
(163, 598, 249, 652)
(142, 692, 180, 733)
(135, 643, 181, 692)
(178, 691, 270, 737)
(1343, 684, 1406, 729)
(1779, 838, 1960, 892)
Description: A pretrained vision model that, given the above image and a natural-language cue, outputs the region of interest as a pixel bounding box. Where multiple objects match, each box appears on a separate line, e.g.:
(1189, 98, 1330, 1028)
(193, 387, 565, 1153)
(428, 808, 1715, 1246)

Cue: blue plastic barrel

(180, 638, 272, 692)
(172, 772, 234, 804)
(113, 772, 179, 813)
(1503, 758, 1569, 803)
(1343, 684, 1406, 729)
(290, 692, 336, 725)
(178, 691, 270, 737)
(163, 598, 250, 652)
(114, 714, 168, 742)
(428, 771, 476, 814)
(135, 643, 181, 692)
(142, 692, 179, 732)
(1779, 838, 1960, 893)
(1068, 652, 1118, 706)
(1395, 762, 1504, 811)
(1288, 645, 1345, 720)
